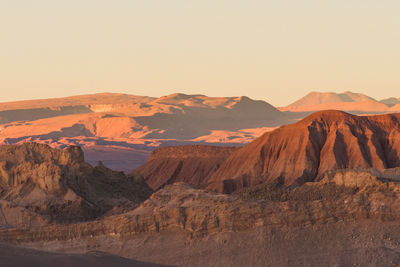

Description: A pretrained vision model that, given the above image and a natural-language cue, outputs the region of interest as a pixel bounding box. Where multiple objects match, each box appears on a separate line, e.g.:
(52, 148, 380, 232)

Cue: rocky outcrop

(0, 143, 152, 227)
(208, 110, 400, 192)
(0, 143, 85, 193)
(2, 168, 400, 241)
(132, 145, 238, 190)
(3, 169, 400, 266)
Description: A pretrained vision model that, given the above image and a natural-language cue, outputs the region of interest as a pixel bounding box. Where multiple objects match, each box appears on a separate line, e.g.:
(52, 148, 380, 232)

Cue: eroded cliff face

(133, 110, 400, 194)
(207, 110, 400, 192)
(0, 143, 152, 227)
(0, 169, 398, 240)
(0, 143, 84, 193)
(132, 145, 239, 190)
(3, 169, 400, 266)
(0, 141, 399, 266)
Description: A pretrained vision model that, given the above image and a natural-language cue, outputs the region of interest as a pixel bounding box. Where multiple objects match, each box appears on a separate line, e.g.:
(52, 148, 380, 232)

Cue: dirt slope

(132, 145, 239, 190)
(208, 110, 400, 192)
(0, 243, 168, 267)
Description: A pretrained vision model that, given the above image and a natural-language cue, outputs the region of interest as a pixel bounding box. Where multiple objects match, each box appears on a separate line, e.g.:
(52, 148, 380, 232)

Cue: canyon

(3, 161, 400, 266)
(2, 93, 400, 265)
(1, 91, 399, 174)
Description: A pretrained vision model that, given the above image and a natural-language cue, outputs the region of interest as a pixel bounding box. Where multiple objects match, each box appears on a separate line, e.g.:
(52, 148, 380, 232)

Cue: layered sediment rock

(208, 110, 400, 192)
(135, 110, 400, 193)
(3, 169, 400, 266)
(0, 143, 152, 227)
(2, 168, 400, 242)
(132, 145, 238, 190)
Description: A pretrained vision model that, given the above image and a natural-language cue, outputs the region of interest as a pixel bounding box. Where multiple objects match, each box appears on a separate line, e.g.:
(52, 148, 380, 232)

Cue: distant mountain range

(0, 91, 399, 173)
(0, 93, 294, 172)
(279, 91, 400, 113)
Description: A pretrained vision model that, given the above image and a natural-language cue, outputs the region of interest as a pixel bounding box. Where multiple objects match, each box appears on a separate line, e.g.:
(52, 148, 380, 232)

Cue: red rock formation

(132, 145, 238, 190)
(208, 110, 400, 192)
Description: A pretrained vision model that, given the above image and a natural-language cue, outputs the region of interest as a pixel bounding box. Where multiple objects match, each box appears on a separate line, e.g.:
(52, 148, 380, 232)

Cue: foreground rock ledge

(3, 169, 400, 266)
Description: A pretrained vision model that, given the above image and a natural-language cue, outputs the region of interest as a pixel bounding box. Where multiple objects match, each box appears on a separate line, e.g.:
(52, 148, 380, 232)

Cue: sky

(0, 0, 399, 106)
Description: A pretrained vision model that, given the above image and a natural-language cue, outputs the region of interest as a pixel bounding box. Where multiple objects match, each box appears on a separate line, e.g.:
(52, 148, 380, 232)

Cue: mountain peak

(280, 91, 386, 113)
(288, 91, 375, 107)
(207, 110, 400, 193)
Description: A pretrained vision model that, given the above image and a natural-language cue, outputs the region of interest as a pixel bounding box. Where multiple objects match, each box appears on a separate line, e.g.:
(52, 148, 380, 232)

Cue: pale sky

(1, 0, 399, 106)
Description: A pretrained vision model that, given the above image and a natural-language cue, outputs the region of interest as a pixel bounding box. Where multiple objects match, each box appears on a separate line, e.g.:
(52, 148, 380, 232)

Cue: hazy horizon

(1, 1, 400, 106)
(0, 89, 399, 108)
